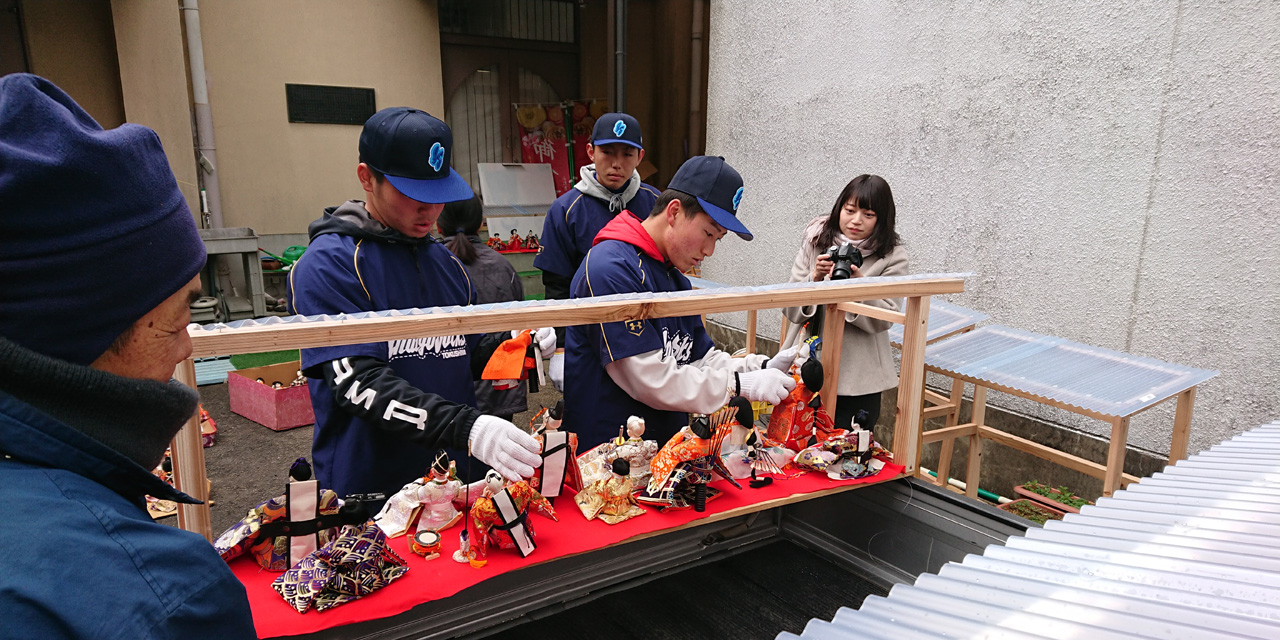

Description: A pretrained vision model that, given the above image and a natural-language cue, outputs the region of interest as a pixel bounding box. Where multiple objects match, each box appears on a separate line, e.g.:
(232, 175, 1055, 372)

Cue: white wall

(703, 0, 1279, 455)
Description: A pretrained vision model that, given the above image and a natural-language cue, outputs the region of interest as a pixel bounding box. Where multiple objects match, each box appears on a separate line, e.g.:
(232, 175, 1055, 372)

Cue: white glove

(765, 345, 799, 372)
(549, 350, 564, 392)
(533, 327, 557, 359)
(468, 415, 542, 481)
(737, 368, 796, 405)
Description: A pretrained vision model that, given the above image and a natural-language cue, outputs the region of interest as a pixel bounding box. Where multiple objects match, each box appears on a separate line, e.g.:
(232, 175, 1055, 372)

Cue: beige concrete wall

(110, 0, 200, 219)
(22, 0, 125, 128)
(198, 0, 446, 234)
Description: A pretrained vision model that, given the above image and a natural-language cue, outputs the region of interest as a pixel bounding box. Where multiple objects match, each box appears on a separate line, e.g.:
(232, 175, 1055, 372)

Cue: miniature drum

(409, 529, 441, 556)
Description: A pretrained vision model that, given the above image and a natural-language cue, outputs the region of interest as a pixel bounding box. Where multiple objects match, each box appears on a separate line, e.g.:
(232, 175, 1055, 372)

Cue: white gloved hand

(533, 327, 557, 359)
(549, 350, 564, 392)
(765, 345, 800, 372)
(738, 368, 797, 405)
(468, 415, 542, 481)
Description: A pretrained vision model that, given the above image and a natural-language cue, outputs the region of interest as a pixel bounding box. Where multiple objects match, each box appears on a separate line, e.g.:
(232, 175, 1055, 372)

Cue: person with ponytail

(781, 174, 908, 433)
(438, 196, 552, 422)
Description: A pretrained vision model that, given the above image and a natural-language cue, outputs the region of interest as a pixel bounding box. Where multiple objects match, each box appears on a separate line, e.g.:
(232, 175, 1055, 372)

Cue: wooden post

(964, 385, 987, 499)
(933, 377, 966, 488)
(1169, 387, 1196, 464)
(745, 309, 758, 353)
(780, 315, 790, 347)
(892, 295, 930, 475)
(171, 357, 213, 541)
(1103, 416, 1130, 497)
(819, 303, 845, 415)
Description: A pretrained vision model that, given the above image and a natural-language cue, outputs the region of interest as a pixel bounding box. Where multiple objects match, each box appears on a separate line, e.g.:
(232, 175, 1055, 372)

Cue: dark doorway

(440, 0, 580, 194)
(0, 0, 31, 76)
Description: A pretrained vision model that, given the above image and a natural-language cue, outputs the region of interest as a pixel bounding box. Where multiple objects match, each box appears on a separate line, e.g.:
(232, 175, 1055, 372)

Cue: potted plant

(999, 498, 1065, 525)
(1014, 481, 1091, 514)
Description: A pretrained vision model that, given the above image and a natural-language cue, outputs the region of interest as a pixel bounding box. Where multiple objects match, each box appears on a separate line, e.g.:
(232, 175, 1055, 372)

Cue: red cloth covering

(233, 463, 904, 638)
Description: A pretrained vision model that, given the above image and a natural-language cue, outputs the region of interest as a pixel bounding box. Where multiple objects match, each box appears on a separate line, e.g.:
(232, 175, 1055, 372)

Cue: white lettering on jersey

(387, 335, 469, 361)
(661, 327, 695, 363)
(384, 400, 428, 431)
(332, 357, 355, 385)
(343, 379, 377, 411)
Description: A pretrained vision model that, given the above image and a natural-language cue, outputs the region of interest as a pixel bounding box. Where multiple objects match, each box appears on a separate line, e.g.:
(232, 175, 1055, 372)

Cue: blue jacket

(0, 387, 254, 638)
(565, 214, 714, 450)
(533, 178, 660, 280)
(289, 201, 483, 497)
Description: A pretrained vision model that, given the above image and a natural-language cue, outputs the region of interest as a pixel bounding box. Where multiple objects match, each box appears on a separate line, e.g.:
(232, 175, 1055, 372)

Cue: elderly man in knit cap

(0, 75, 255, 637)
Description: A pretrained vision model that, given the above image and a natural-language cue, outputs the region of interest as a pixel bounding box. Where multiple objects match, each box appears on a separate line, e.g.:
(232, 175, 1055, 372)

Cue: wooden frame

(171, 276, 964, 539)
(920, 362, 1200, 499)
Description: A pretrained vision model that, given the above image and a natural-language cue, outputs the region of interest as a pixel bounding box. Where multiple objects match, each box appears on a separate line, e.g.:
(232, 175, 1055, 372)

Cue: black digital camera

(827, 243, 864, 280)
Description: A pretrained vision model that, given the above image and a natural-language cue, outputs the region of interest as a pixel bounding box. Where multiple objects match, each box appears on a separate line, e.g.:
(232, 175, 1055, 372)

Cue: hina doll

(506, 229, 524, 251)
(530, 400, 582, 503)
(766, 357, 845, 451)
(416, 452, 476, 532)
(575, 458, 647, 524)
(470, 470, 558, 559)
(720, 397, 793, 487)
(524, 230, 540, 252)
(637, 405, 741, 512)
(613, 415, 659, 488)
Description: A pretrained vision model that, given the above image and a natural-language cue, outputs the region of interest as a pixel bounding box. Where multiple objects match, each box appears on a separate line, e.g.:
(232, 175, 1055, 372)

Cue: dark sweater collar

(0, 337, 199, 502)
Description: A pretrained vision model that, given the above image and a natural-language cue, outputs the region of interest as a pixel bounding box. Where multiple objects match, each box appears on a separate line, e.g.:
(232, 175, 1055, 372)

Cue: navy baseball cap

(667, 156, 752, 241)
(359, 107, 473, 204)
(591, 112, 643, 149)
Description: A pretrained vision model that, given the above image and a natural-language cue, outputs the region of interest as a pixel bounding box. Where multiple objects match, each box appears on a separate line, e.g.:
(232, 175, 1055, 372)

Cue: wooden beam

(171, 358, 213, 541)
(1169, 387, 1196, 464)
(834, 301, 906, 325)
(190, 277, 965, 358)
(934, 378, 966, 488)
(745, 309, 758, 353)
(976, 425, 1139, 487)
(923, 389, 950, 407)
(922, 422, 978, 444)
(1104, 416, 1131, 497)
(922, 404, 959, 420)
(893, 295, 931, 475)
(965, 386, 987, 499)
(819, 303, 845, 415)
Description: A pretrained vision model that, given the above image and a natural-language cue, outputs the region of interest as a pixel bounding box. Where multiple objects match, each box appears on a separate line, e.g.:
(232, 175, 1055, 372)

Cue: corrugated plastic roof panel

(922, 324, 1218, 417)
(780, 421, 1280, 640)
(886, 299, 990, 347)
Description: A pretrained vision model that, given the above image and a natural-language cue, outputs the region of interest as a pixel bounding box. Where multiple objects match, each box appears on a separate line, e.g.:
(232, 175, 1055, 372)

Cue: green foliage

(230, 350, 301, 370)
(1023, 481, 1089, 509)
(1006, 499, 1063, 525)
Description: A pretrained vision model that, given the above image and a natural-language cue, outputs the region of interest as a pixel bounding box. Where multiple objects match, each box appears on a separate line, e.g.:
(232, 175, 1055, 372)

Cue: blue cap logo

(428, 142, 445, 172)
(613, 119, 627, 137)
(732, 186, 744, 211)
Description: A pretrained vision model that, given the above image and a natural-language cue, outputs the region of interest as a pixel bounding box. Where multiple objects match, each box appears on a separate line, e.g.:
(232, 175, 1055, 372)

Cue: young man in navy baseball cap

(288, 107, 543, 499)
(533, 112, 662, 391)
(562, 156, 799, 450)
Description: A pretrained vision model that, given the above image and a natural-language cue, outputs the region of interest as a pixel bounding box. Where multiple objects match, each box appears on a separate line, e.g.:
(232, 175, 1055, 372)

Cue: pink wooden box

(227, 361, 314, 431)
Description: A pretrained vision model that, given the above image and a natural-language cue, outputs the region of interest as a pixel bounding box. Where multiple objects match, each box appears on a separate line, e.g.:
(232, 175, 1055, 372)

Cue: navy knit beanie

(0, 74, 207, 366)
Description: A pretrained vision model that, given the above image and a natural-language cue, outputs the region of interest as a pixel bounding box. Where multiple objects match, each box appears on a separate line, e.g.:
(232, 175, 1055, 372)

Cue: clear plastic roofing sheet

(923, 324, 1218, 417)
(886, 299, 990, 347)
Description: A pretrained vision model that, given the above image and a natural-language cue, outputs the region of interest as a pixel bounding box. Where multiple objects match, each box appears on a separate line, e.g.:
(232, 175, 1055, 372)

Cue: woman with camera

(780, 174, 908, 432)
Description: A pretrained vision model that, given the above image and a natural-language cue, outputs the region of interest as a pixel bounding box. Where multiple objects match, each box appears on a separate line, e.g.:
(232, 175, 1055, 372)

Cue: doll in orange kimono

(470, 471, 558, 559)
(766, 357, 845, 452)
(637, 403, 741, 512)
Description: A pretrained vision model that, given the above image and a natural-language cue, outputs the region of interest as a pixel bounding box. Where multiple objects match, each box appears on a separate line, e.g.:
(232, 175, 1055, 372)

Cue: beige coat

(781, 220, 909, 397)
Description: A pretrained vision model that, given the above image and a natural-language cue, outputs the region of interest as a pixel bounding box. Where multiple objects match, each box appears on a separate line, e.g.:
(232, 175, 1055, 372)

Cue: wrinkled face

(90, 275, 203, 382)
(588, 142, 644, 190)
(838, 199, 877, 241)
(665, 209, 726, 271)
(359, 164, 445, 238)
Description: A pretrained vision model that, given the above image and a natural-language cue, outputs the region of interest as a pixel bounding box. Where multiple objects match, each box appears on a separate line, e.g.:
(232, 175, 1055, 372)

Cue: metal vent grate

(285, 84, 376, 125)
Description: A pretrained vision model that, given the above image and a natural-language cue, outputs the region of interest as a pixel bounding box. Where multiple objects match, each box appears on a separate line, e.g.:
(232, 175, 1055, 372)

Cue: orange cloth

(481, 330, 531, 380)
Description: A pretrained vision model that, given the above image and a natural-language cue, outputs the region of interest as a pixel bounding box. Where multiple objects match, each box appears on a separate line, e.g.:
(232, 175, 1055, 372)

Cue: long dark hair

(438, 195, 483, 265)
(813, 175, 900, 257)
